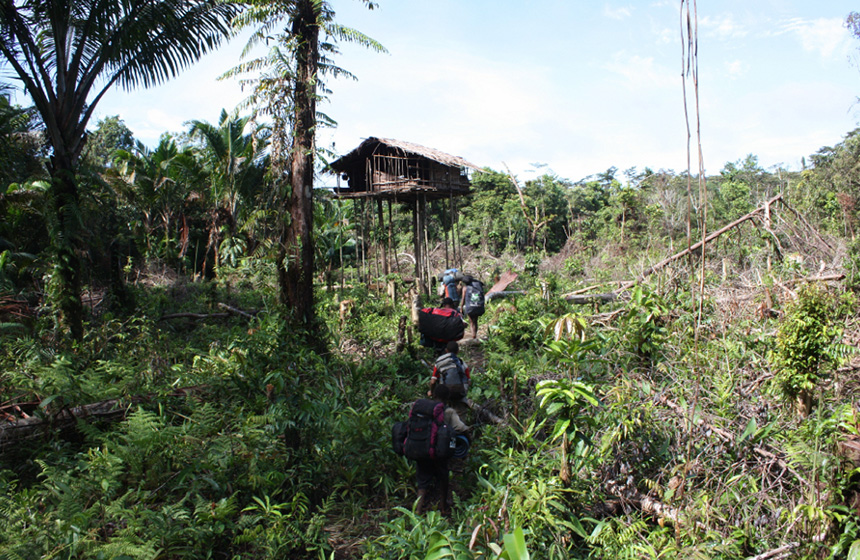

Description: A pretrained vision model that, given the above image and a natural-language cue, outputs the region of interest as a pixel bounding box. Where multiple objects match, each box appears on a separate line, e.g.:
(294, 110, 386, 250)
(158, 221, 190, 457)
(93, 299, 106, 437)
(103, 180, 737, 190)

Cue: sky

(90, 0, 860, 185)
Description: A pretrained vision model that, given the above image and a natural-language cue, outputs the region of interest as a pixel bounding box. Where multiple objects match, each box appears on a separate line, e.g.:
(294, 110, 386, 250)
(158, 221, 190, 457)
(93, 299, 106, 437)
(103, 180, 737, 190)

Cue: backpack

(392, 420, 408, 456)
(417, 307, 464, 345)
(440, 269, 463, 302)
(462, 279, 485, 317)
(401, 399, 455, 460)
(443, 279, 460, 302)
(435, 352, 468, 398)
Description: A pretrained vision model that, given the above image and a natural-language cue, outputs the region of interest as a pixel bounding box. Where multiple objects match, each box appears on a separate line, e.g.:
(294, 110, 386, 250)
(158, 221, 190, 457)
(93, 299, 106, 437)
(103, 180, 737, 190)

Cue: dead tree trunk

(615, 194, 783, 293)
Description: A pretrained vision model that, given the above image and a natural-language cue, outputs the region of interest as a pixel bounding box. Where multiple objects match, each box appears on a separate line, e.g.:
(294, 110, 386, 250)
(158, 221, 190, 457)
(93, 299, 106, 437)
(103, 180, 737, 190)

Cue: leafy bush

(769, 283, 848, 416)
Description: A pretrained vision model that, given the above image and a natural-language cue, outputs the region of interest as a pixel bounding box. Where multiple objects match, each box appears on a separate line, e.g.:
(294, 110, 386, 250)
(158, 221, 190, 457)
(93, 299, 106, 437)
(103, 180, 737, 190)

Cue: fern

(91, 540, 159, 560)
(825, 342, 860, 363)
(586, 518, 650, 559)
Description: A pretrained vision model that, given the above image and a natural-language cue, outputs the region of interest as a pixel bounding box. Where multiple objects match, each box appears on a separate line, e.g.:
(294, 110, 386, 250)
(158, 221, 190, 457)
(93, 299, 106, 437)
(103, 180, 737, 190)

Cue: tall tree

(0, 0, 239, 340)
(0, 84, 44, 191)
(82, 115, 135, 169)
(111, 136, 194, 261)
(187, 109, 266, 270)
(229, 0, 383, 326)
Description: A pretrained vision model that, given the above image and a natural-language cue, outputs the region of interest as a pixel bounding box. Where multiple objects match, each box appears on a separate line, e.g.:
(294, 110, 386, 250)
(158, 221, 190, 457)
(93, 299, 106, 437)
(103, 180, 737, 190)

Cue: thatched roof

(329, 137, 480, 173)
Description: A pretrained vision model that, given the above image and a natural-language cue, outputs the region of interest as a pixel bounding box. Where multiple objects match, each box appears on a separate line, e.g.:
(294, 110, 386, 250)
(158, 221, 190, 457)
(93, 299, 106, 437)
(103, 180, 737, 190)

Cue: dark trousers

(416, 458, 449, 490)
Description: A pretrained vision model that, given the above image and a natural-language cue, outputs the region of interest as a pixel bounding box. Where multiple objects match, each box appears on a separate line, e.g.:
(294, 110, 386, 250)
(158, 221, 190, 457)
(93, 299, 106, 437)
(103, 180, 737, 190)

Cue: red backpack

(417, 307, 465, 345)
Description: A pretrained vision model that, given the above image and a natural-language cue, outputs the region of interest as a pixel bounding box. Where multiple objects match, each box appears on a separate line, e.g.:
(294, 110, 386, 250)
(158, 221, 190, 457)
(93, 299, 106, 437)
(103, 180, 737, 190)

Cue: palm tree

(228, 0, 383, 326)
(187, 109, 266, 271)
(111, 137, 194, 262)
(0, 85, 44, 195)
(0, 0, 240, 340)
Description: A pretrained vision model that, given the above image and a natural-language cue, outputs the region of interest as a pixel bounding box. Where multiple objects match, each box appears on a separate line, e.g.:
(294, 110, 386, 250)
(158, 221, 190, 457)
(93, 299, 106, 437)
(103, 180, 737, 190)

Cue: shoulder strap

(432, 402, 446, 425)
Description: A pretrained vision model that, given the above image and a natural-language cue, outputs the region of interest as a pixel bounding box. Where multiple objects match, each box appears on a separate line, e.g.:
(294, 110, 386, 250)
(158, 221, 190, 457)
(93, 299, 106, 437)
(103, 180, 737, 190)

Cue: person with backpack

(459, 275, 485, 339)
(393, 384, 469, 514)
(416, 297, 465, 349)
(429, 341, 470, 416)
(439, 269, 463, 306)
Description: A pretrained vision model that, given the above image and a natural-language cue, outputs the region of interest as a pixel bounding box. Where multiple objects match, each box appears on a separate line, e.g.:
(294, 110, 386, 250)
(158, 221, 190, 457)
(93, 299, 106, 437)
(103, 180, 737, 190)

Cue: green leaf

(738, 418, 757, 444)
(502, 527, 530, 560)
(848, 540, 860, 560)
(39, 395, 61, 409)
(424, 542, 453, 560)
(568, 516, 588, 538)
(550, 419, 571, 442)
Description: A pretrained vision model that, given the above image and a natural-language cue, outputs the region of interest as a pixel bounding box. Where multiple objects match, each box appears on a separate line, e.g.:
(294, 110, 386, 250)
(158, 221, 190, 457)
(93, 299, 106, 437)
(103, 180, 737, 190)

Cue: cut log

(487, 272, 518, 294)
(462, 397, 505, 425)
(564, 292, 617, 304)
(0, 398, 133, 448)
(603, 479, 684, 526)
(217, 303, 258, 319)
(745, 542, 799, 560)
(160, 304, 259, 322)
(485, 290, 526, 301)
(0, 386, 207, 451)
(160, 312, 229, 321)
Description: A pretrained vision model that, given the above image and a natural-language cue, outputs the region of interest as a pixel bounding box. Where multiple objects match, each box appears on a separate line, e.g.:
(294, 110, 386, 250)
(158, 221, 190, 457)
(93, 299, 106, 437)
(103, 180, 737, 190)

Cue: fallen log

(779, 273, 844, 286)
(564, 292, 617, 304)
(614, 194, 783, 294)
(462, 397, 505, 426)
(0, 386, 208, 450)
(160, 312, 230, 321)
(0, 398, 133, 448)
(217, 303, 258, 319)
(746, 542, 799, 560)
(603, 478, 684, 526)
(561, 282, 621, 299)
(160, 304, 259, 322)
(485, 290, 526, 301)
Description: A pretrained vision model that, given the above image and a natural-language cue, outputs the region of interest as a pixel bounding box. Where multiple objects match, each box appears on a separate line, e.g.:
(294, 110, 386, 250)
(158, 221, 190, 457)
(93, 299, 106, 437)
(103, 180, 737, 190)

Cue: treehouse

(329, 137, 478, 201)
(328, 137, 480, 295)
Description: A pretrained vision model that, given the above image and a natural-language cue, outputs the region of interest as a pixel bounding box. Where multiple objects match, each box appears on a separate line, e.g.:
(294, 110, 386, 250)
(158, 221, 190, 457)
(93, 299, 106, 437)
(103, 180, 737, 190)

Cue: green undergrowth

(2, 273, 860, 559)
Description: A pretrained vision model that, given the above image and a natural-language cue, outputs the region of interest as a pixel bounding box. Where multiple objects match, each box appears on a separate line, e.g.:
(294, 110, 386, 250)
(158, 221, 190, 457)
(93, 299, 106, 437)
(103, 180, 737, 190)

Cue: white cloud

(724, 59, 746, 79)
(603, 4, 632, 20)
(782, 17, 851, 60)
(699, 14, 749, 40)
(603, 52, 676, 90)
(653, 24, 675, 46)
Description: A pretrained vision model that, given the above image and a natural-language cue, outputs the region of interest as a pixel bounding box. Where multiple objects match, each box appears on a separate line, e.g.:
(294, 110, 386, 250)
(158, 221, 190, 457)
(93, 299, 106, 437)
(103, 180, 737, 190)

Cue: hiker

(439, 269, 462, 306)
(414, 384, 469, 515)
(429, 340, 470, 417)
(416, 297, 465, 349)
(459, 275, 485, 339)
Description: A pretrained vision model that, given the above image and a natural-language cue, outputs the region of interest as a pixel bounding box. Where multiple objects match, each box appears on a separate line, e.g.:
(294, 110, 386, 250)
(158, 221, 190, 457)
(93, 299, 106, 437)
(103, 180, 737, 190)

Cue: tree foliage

(0, 0, 240, 340)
